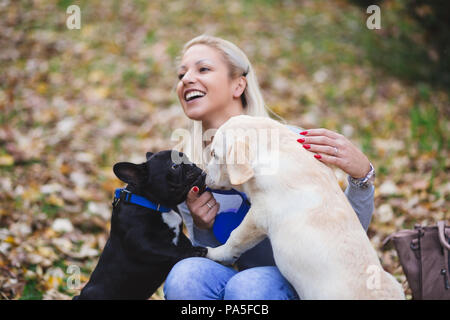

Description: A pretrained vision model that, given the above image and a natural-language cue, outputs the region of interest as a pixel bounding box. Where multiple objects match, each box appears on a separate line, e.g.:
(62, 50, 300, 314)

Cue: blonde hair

(174, 34, 282, 167)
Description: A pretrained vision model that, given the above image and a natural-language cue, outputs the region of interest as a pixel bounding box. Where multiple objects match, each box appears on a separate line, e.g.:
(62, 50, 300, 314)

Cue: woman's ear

(113, 162, 146, 185)
(232, 76, 247, 99)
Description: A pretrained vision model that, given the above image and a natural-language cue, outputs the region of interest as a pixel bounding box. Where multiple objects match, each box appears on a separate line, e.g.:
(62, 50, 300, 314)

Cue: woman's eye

(178, 67, 209, 79)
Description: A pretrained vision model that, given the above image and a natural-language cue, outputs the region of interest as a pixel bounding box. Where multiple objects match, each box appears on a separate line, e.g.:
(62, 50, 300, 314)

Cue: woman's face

(176, 44, 237, 123)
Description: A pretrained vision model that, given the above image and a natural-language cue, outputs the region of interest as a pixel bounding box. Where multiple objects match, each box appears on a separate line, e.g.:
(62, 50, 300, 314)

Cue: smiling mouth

(186, 96, 204, 103)
(185, 90, 206, 102)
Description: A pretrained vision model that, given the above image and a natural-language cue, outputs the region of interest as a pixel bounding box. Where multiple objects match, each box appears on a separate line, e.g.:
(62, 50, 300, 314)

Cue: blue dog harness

(113, 187, 251, 244)
(206, 187, 251, 244)
(113, 188, 171, 213)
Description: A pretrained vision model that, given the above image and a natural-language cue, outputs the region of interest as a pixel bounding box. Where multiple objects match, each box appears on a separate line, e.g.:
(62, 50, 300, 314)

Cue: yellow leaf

(107, 42, 120, 54)
(43, 228, 57, 238)
(4, 236, 15, 244)
(94, 87, 109, 99)
(88, 70, 104, 83)
(37, 82, 48, 94)
(38, 246, 57, 260)
(47, 194, 64, 207)
(45, 271, 64, 290)
(22, 185, 41, 202)
(87, 86, 110, 100)
(0, 155, 14, 166)
(81, 25, 94, 37)
(59, 163, 71, 175)
(80, 274, 89, 283)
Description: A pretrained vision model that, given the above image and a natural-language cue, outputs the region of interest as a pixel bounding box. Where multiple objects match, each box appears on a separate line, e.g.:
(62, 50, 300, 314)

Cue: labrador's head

(205, 128, 255, 189)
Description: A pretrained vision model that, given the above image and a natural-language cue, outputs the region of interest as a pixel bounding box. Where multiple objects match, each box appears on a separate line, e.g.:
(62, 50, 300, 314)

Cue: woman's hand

(297, 128, 371, 178)
(186, 186, 220, 229)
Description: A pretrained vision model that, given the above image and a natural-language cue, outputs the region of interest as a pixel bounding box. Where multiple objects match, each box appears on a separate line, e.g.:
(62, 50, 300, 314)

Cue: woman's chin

(184, 105, 208, 121)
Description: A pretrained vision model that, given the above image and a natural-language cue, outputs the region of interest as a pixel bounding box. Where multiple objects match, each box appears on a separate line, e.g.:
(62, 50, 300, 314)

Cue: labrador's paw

(206, 246, 239, 266)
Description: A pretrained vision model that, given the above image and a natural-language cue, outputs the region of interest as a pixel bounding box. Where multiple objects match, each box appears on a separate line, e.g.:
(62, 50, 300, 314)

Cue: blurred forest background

(0, 0, 448, 300)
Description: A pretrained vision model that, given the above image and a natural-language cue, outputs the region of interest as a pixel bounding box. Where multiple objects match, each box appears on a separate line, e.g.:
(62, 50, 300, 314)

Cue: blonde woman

(164, 35, 375, 300)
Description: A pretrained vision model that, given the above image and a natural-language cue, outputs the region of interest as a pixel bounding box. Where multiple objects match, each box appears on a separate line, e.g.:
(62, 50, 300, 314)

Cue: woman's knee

(164, 257, 236, 300)
(224, 266, 299, 300)
(164, 257, 205, 299)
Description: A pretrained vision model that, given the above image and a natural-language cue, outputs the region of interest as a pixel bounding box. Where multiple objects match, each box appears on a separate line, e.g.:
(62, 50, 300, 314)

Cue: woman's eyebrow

(178, 59, 213, 71)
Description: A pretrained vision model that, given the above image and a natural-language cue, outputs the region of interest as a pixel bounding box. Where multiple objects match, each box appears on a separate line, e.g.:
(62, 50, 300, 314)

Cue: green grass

(19, 279, 43, 300)
(410, 103, 444, 153)
(41, 202, 61, 218)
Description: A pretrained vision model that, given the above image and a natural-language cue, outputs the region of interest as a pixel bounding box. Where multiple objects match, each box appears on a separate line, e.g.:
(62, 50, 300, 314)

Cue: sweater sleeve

(344, 176, 374, 231)
(177, 201, 222, 248)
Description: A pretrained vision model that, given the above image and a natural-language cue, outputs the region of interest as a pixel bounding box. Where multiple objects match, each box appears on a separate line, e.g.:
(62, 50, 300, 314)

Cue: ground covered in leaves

(0, 0, 448, 300)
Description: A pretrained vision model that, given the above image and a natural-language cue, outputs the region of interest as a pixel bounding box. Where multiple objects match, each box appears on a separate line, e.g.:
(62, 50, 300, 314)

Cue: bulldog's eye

(172, 163, 180, 170)
(210, 150, 217, 159)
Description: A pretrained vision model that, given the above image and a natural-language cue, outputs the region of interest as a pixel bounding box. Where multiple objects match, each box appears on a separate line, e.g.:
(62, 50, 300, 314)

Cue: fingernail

(300, 131, 308, 135)
(303, 144, 310, 149)
(192, 186, 199, 193)
(314, 154, 322, 159)
(297, 138, 305, 143)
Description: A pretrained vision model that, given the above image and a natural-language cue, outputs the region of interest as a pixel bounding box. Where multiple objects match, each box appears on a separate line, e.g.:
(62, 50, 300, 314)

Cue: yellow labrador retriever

(205, 115, 404, 300)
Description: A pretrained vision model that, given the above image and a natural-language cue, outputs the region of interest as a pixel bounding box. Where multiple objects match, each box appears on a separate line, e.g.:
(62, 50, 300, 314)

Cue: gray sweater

(178, 125, 374, 271)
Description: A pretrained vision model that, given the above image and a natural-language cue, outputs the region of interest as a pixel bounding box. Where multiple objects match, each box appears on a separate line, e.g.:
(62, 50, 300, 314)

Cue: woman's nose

(182, 70, 196, 84)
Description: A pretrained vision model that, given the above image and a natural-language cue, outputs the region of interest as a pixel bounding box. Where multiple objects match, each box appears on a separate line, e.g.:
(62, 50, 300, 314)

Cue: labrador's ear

(113, 162, 146, 185)
(225, 137, 254, 185)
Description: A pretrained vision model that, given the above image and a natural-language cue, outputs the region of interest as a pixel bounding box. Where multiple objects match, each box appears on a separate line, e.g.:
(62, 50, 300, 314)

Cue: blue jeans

(164, 257, 299, 300)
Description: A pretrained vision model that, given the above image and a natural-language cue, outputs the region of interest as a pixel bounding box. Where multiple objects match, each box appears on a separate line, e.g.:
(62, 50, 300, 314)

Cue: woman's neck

(201, 104, 245, 132)
(201, 99, 245, 149)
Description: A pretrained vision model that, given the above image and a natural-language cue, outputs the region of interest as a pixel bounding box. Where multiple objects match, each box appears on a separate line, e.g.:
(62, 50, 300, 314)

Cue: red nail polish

(192, 186, 199, 193)
(297, 138, 305, 143)
(300, 131, 308, 135)
(314, 154, 321, 159)
(303, 144, 310, 149)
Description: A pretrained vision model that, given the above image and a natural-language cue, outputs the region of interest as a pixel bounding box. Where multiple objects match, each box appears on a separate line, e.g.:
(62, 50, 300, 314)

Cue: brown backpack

(384, 221, 450, 300)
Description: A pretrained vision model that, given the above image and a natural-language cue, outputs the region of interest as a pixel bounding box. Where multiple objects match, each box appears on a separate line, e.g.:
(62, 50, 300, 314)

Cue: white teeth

(185, 90, 205, 101)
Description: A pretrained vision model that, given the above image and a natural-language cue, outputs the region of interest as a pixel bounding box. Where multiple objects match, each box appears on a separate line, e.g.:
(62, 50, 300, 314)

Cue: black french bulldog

(74, 150, 207, 300)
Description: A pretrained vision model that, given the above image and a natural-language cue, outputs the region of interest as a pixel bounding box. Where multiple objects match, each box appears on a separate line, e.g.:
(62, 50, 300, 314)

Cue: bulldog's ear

(226, 137, 254, 185)
(146, 152, 154, 161)
(113, 162, 146, 185)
